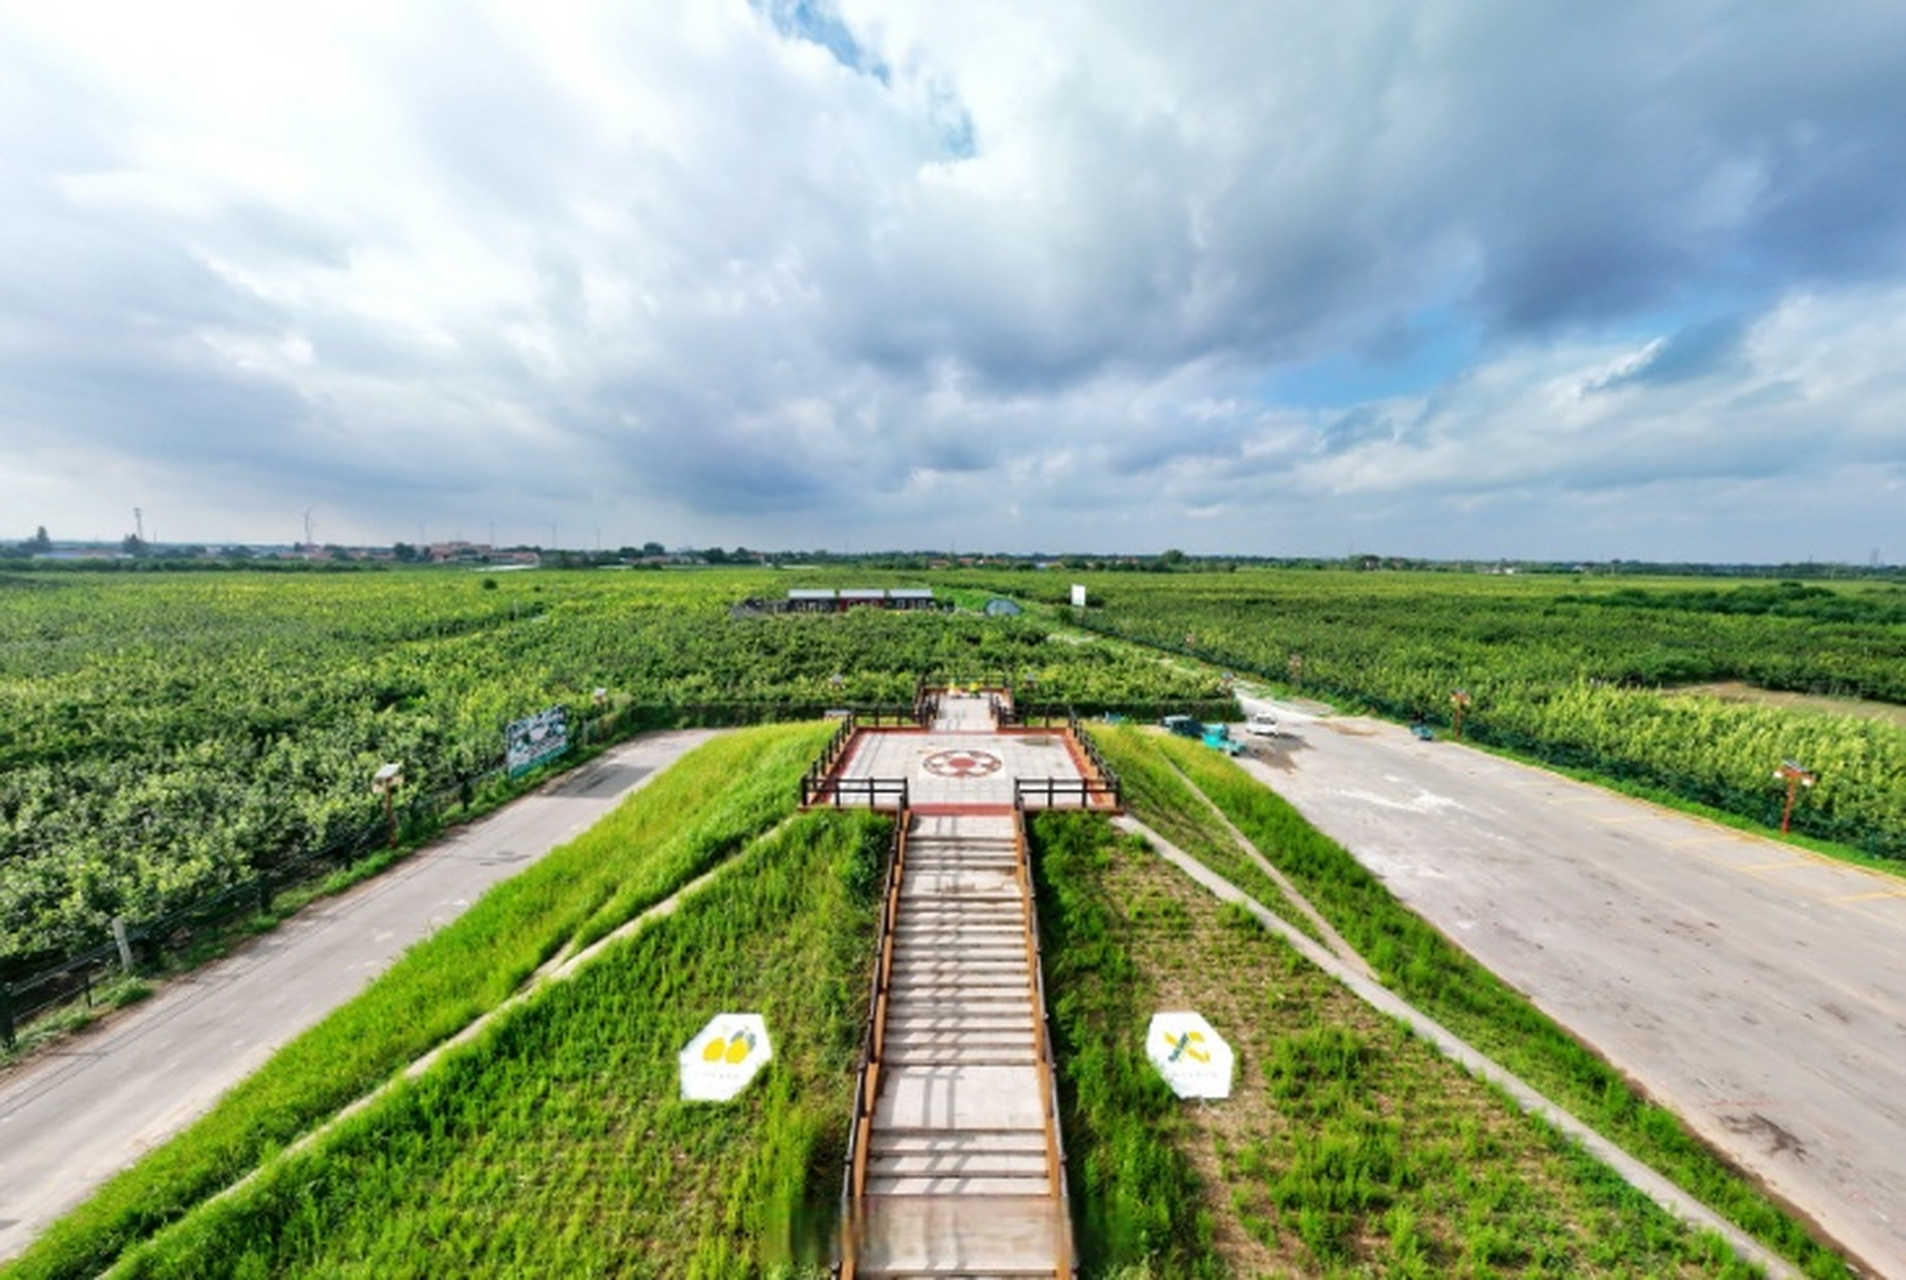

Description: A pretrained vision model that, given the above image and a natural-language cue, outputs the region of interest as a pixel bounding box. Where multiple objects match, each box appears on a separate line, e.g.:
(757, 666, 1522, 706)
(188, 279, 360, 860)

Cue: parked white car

(1244, 712, 1280, 737)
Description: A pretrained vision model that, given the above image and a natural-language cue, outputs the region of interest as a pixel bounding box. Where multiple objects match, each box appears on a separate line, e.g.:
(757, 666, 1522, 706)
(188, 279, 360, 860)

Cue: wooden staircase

(843, 811, 1072, 1278)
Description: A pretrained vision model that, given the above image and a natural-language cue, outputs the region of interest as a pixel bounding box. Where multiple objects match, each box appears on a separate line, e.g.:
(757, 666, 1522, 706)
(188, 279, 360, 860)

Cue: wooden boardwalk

(839, 694, 1081, 1279)
(849, 812, 1070, 1277)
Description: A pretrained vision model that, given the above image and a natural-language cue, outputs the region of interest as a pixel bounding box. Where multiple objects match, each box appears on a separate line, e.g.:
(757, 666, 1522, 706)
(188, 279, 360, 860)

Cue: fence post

(112, 916, 136, 974)
(1, 982, 15, 1051)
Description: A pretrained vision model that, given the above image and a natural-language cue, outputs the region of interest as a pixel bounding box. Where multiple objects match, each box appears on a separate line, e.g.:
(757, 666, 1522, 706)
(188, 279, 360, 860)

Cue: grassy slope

(1034, 809, 1751, 1278)
(5, 723, 833, 1280)
(1098, 726, 1850, 1279)
(108, 809, 886, 1279)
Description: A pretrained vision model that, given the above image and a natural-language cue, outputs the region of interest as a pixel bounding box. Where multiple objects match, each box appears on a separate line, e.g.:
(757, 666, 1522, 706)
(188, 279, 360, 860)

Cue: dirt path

(0, 729, 719, 1262)
(1234, 695, 1906, 1278)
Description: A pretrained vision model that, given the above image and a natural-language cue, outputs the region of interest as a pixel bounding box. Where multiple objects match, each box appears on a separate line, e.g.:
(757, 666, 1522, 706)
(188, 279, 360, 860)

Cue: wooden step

(848, 1194, 1068, 1277)
(882, 1026, 1037, 1044)
(885, 1018, 1036, 1036)
(890, 944, 1024, 959)
(871, 1131, 1048, 1157)
(885, 1047, 1037, 1068)
(887, 983, 1030, 999)
(889, 957, 1027, 974)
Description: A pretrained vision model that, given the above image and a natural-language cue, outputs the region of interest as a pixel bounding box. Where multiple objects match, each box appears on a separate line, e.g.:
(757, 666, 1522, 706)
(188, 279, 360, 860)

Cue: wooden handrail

(840, 806, 909, 1279)
(1013, 777, 1120, 809)
(1013, 807, 1074, 1277)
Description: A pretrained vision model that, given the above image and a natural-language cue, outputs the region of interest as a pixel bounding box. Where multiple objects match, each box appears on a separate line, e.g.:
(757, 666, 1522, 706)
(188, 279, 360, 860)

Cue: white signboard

(505, 706, 570, 777)
(679, 1013, 773, 1101)
(1147, 1011, 1233, 1100)
(1071, 583, 1087, 608)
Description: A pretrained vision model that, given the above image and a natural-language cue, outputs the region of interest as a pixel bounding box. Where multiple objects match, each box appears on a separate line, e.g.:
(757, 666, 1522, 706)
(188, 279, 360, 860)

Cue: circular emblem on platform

(921, 748, 1005, 779)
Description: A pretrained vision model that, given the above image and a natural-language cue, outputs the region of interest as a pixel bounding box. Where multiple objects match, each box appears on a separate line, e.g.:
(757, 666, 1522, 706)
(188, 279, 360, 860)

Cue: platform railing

(804, 776, 911, 810)
(1013, 776, 1122, 811)
(1072, 719, 1120, 802)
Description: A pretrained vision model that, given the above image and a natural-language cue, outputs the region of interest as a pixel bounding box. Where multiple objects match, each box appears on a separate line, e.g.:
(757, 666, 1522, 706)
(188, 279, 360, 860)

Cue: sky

(3, 1, 1905, 562)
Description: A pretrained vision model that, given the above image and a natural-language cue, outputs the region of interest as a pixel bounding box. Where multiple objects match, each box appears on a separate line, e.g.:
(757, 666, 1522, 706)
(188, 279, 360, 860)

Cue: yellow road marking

(1740, 861, 1811, 873)
(1831, 889, 1906, 904)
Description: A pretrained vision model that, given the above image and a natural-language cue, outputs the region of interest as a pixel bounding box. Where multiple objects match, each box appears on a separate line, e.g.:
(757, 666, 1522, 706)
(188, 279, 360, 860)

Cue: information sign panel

(1147, 1011, 1234, 1099)
(506, 706, 570, 777)
(679, 1013, 773, 1101)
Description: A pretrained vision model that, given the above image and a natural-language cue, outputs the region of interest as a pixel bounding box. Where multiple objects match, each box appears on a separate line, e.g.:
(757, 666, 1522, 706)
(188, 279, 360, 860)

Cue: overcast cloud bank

(3, 1, 1904, 560)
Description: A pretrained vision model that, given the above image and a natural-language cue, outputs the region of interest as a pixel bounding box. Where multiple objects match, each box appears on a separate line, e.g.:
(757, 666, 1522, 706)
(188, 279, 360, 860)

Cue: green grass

(1032, 807, 1760, 1278)
(103, 808, 886, 1278)
(1087, 727, 1319, 942)
(1102, 729, 1851, 1279)
(4, 722, 834, 1280)
(1030, 812, 1225, 1278)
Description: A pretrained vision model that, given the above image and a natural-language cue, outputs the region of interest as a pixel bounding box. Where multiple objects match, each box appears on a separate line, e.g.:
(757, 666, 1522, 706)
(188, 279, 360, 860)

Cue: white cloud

(1, 0, 1904, 559)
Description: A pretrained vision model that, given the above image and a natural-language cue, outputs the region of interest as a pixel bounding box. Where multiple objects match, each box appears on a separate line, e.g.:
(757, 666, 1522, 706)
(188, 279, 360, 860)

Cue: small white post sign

(679, 1013, 773, 1101)
(1147, 1011, 1233, 1100)
(1070, 583, 1087, 608)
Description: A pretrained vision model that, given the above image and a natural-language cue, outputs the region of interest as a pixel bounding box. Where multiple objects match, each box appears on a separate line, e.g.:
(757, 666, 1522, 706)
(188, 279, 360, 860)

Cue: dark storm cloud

(1423, 4, 1906, 333)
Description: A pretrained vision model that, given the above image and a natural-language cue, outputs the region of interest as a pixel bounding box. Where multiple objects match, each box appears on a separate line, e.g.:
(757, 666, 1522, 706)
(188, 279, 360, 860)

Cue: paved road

(0, 729, 717, 1262)
(1235, 696, 1906, 1278)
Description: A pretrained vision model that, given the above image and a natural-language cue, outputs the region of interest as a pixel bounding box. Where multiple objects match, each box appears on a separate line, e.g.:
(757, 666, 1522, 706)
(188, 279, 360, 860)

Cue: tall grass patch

(1091, 727, 1317, 940)
(105, 808, 885, 1278)
(1029, 811, 1224, 1278)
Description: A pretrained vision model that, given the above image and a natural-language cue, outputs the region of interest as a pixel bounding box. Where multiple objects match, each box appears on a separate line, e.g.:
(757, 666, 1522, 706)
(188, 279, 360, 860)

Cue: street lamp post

(372, 762, 404, 849)
(1773, 760, 1816, 834)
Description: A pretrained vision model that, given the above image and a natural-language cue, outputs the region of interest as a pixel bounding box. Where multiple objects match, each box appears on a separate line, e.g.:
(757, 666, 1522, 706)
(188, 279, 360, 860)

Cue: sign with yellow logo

(679, 1013, 772, 1101)
(1146, 1012, 1233, 1099)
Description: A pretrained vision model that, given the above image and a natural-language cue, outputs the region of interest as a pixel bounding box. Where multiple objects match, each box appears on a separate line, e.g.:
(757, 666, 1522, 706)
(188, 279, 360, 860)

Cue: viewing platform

(802, 690, 1122, 816)
(830, 691, 1117, 1279)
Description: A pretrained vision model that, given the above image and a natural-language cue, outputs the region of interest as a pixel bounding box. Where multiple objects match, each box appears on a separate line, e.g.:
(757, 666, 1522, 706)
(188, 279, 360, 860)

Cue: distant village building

(785, 589, 838, 614)
(776, 588, 939, 613)
(886, 588, 937, 611)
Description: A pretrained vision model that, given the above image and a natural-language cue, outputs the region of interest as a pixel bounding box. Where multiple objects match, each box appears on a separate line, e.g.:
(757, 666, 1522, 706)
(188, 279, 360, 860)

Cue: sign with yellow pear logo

(679, 1014, 773, 1101)
(1146, 1012, 1233, 1099)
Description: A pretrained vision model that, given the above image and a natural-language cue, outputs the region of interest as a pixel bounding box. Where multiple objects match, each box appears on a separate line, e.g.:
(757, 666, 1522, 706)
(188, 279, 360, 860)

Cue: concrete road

(1234, 696, 1906, 1278)
(0, 729, 718, 1262)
